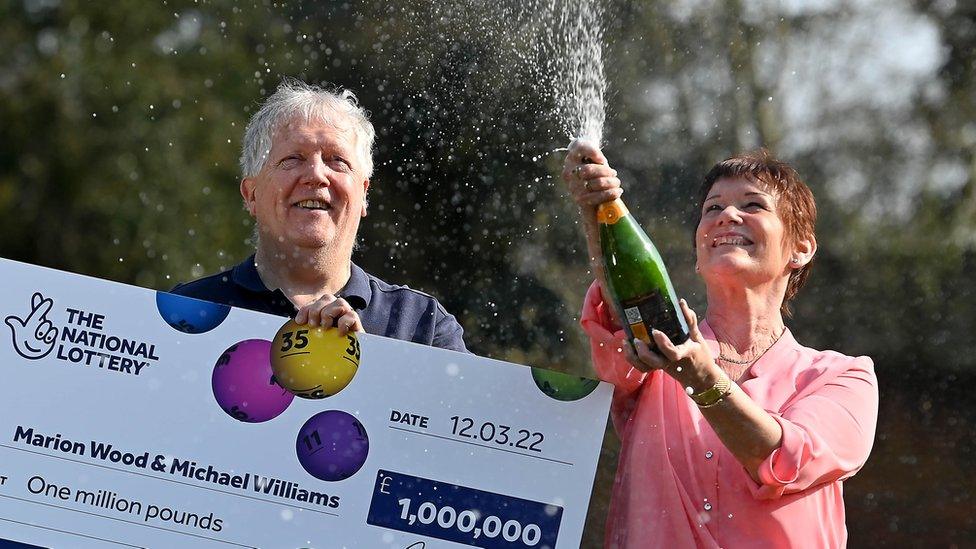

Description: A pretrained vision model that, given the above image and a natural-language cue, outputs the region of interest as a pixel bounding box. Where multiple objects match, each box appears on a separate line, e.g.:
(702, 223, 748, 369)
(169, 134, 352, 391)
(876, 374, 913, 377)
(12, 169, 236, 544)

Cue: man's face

(241, 117, 370, 254)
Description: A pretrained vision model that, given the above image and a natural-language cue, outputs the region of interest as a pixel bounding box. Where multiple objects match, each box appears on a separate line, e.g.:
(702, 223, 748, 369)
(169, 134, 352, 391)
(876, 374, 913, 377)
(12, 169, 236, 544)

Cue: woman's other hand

(624, 299, 716, 380)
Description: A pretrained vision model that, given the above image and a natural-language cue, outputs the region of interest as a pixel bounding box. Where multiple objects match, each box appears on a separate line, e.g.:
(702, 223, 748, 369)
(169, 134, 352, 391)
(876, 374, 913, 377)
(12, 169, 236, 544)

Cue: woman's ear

(791, 234, 817, 268)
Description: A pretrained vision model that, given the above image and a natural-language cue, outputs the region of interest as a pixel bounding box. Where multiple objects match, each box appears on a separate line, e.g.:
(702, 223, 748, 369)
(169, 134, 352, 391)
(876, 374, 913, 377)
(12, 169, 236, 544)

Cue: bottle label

(622, 292, 689, 346)
(597, 200, 629, 225)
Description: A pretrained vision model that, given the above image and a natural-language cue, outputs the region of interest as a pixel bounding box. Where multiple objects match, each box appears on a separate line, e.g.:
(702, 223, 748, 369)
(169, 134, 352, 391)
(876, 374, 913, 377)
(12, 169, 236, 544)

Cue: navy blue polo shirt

(170, 255, 467, 352)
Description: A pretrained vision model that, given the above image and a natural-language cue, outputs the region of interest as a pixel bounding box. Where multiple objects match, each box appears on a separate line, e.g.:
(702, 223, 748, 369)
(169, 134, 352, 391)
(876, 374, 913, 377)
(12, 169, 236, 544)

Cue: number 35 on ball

(270, 320, 362, 399)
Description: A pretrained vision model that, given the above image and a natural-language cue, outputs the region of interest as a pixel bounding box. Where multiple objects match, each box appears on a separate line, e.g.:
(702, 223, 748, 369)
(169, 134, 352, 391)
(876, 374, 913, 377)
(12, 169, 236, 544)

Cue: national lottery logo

(4, 291, 160, 376)
(5, 292, 58, 360)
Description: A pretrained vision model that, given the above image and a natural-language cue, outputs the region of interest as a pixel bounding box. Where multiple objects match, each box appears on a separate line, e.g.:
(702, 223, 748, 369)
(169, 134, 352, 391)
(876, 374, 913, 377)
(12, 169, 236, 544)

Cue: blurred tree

(1, 0, 974, 544)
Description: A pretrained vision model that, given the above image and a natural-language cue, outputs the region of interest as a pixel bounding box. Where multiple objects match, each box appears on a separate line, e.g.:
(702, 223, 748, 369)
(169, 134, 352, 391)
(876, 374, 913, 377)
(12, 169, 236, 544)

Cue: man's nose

(304, 155, 331, 186)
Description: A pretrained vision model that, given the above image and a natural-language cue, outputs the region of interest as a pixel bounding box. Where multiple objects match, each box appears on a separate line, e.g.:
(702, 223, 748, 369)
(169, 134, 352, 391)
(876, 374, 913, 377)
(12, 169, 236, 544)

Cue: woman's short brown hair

(693, 149, 818, 316)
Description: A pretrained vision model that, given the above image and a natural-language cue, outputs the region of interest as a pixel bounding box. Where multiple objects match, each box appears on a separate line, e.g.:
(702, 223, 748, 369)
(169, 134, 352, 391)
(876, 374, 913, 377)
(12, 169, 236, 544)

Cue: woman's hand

(624, 299, 717, 385)
(561, 139, 623, 214)
(294, 295, 364, 336)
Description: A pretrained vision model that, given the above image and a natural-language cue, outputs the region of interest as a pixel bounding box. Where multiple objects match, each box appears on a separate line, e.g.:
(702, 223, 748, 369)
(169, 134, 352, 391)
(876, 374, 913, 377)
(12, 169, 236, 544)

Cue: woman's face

(695, 176, 794, 286)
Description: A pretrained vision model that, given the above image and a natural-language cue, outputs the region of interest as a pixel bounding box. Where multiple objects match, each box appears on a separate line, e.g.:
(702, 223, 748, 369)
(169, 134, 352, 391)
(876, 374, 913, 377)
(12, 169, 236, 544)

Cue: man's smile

(294, 199, 332, 211)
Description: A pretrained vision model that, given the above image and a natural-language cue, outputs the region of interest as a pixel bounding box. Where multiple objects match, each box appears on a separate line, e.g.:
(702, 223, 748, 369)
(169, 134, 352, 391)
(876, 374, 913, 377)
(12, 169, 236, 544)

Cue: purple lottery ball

(296, 410, 369, 482)
(212, 339, 294, 423)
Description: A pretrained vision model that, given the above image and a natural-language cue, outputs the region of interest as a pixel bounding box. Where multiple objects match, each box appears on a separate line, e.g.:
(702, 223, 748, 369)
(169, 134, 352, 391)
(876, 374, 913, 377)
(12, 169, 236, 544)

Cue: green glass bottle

(597, 198, 689, 347)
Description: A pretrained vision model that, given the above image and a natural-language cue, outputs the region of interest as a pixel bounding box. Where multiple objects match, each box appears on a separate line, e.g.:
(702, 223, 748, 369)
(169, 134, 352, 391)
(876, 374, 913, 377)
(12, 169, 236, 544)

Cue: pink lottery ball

(212, 339, 294, 423)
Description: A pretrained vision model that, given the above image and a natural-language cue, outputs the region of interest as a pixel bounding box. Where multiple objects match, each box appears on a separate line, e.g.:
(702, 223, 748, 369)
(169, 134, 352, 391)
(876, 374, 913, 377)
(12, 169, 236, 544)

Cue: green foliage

(2, 0, 975, 544)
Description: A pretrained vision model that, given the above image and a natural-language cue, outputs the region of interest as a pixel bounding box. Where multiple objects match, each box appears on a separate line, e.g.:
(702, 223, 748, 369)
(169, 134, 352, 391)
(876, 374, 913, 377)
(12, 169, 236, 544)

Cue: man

(172, 79, 466, 352)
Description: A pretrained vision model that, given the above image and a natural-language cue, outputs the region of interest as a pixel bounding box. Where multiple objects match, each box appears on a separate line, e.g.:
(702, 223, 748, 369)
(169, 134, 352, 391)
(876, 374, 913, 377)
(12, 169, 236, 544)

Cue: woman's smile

(711, 231, 754, 248)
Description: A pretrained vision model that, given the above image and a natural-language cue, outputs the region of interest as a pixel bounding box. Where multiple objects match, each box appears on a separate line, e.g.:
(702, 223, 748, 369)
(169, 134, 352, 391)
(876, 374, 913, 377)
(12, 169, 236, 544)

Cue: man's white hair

(239, 78, 375, 178)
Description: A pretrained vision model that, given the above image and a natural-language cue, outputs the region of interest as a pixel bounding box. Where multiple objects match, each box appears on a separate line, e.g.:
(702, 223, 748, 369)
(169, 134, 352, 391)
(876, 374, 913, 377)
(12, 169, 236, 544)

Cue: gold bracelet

(690, 375, 733, 408)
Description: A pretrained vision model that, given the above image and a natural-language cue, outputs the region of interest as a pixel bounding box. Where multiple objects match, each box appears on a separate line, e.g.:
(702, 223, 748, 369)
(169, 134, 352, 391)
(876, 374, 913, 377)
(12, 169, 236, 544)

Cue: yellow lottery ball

(270, 320, 361, 399)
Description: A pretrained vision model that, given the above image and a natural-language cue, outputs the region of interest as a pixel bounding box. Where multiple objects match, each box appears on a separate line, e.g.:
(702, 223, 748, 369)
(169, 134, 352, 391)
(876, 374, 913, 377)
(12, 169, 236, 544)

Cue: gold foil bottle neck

(597, 199, 629, 224)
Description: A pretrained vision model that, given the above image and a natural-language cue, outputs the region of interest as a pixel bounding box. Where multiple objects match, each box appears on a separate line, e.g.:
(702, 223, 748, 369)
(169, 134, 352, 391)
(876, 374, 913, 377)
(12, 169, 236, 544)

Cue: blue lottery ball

(155, 291, 230, 334)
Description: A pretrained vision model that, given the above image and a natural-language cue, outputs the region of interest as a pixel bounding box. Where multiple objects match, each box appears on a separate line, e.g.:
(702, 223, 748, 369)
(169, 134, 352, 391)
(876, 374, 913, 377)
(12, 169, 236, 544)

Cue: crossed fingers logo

(5, 292, 58, 360)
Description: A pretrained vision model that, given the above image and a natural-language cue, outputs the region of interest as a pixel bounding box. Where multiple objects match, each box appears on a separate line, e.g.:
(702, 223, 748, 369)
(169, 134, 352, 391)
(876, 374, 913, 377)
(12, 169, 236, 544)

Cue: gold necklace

(716, 328, 786, 365)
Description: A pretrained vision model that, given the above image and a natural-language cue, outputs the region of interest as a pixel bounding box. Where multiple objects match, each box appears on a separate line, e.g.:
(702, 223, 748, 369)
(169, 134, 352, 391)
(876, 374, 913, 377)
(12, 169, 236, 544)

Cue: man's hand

(5, 292, 58, 359)
(294, 295, 364, 336)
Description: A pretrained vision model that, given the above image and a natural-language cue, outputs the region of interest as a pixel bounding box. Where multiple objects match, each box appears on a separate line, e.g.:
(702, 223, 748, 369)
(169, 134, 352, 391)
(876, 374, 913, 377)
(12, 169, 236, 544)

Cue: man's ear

(240, 177, 257, 217)
(361, 178, 371, 217)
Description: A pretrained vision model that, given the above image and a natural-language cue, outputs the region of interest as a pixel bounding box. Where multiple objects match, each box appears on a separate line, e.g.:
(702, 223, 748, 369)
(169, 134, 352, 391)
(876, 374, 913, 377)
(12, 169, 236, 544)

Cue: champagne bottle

(597, 198, 689, 347)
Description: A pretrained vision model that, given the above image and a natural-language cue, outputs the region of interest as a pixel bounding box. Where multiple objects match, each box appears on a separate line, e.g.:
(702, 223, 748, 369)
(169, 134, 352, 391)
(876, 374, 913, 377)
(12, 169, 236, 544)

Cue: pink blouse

(581, 283, 878, 548)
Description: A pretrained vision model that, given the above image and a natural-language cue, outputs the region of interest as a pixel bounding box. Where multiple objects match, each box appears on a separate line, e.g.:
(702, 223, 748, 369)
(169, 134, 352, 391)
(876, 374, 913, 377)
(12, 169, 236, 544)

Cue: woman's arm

(695, 378, 784, 484)
(561, 139, 623, 327)
(629, 301, 783, 483)
(580, 282, 649, 432)
(562, 141, 652, 428)
(630, 302, 878, 493)
(748, 357, 878, 498)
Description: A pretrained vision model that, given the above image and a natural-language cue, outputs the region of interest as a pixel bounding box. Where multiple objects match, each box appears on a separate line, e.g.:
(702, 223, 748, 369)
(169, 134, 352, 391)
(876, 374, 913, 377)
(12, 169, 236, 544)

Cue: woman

(562, 142, 878, 548)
